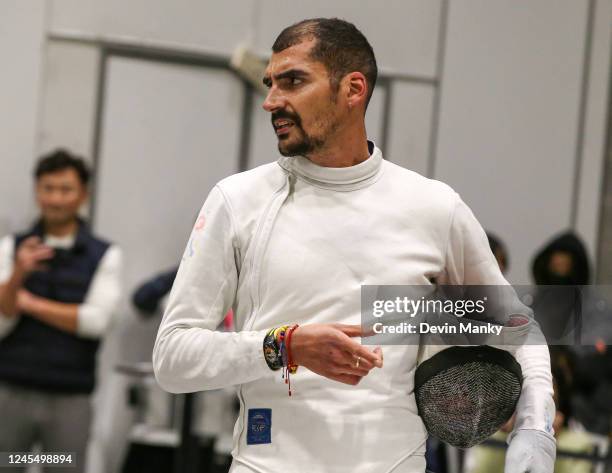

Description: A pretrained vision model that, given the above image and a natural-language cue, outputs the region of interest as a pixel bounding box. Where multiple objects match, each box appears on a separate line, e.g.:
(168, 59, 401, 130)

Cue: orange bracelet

(284, 324, 299, 396)
(286, 324, 299, 372)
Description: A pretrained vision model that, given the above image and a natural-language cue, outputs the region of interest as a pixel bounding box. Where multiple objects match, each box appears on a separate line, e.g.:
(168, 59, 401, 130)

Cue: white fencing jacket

(153, 143, 554, 473)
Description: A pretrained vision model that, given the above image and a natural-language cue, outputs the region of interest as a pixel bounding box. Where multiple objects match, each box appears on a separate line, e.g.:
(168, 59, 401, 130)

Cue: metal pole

(174, 392, 197, 473)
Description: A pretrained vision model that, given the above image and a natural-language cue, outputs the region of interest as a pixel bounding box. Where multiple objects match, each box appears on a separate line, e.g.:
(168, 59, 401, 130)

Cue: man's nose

(46, 190, 65, 205)
(262, 88, 285, 112)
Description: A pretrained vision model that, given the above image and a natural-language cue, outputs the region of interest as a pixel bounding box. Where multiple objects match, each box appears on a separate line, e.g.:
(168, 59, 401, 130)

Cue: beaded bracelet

(282, 324, 299, 396)
(263, 325, 289, 371)
(262, 324, 300, 396)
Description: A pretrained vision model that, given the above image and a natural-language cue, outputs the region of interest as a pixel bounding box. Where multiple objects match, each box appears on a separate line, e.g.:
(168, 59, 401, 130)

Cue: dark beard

(278, 128, 324, 157)
(271, 108, 337, 158)
(271, 110, 311, 157)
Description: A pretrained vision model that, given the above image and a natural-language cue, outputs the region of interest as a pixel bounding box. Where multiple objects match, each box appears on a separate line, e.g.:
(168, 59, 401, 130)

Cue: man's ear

(344, 72, 368, 110)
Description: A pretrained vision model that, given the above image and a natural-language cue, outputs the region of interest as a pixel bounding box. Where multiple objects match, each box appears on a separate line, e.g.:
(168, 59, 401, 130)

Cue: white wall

(0, 1, 46, 235)
(37, 40, 100, 157)
(435, 0, 591, 283)
(48, 0, 260, 55)
(576, 0, 612, 267)
(387, 83, 436, 176)
(434, 0, 611, 283)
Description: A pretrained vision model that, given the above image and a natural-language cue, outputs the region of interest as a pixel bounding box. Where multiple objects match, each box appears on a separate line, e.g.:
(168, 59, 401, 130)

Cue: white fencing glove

(505, 429, 556, 473)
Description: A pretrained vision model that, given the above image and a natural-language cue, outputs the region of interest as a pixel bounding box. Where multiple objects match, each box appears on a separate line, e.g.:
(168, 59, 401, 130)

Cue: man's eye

(280, 77, 302, 87)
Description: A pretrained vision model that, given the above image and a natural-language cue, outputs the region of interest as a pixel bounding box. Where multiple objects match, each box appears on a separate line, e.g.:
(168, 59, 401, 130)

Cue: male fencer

(153, 18, 556, 473)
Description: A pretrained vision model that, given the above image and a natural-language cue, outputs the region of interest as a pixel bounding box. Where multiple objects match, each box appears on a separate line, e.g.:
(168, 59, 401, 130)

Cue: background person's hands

(16, 289, 39, 313)
(14, 236, 54, 275)
(290, 323, 383, 385)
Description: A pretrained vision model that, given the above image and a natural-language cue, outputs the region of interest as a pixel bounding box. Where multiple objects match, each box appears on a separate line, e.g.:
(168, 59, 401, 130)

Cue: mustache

(271, 110, 302, 127)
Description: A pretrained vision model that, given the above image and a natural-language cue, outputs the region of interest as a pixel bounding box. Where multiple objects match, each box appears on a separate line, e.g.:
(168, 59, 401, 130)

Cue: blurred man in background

(0, 149, 122, 472)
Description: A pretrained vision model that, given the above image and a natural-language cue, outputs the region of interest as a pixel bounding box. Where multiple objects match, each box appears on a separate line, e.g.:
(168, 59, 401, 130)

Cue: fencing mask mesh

(415, 345, 523, 449)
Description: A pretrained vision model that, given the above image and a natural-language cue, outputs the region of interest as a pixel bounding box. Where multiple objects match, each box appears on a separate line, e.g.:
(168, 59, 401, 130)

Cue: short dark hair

(272, 18, 378, 107)
(487, 232, 509, 270)
(34, 149, 90, 186)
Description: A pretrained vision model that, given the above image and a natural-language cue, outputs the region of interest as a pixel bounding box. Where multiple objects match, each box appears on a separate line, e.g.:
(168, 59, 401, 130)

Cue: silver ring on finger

(354, 355, 361, 368)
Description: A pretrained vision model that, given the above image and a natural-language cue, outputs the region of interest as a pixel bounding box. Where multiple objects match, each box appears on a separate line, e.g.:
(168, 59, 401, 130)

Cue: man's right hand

(289, 323, 383, 386)
(14, 236, 54, 276)
(0, 237, 53, 317)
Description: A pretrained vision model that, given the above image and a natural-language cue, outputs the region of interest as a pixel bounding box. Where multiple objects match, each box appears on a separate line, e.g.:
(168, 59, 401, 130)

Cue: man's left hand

(505, 430, 556, 473)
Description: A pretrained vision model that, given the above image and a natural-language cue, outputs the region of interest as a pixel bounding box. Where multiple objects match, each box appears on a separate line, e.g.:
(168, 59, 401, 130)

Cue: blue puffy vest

(0, 220, 111, 393)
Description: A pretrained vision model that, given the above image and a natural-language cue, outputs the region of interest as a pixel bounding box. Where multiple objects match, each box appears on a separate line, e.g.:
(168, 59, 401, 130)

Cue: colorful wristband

(263, 325, 289, 371)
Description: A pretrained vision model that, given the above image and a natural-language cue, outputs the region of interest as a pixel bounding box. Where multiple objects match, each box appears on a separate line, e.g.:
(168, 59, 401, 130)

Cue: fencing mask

(414, 344, 523, 449)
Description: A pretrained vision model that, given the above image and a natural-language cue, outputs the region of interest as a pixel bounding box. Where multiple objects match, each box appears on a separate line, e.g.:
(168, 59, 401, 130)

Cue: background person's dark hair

(34, 149, 90, 186)
(486, 231, 509, 272)
(272, 18, 378, 108)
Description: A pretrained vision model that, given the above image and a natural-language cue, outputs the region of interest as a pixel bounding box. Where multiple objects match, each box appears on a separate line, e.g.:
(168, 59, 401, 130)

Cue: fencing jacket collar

(277, 140, 382, 191)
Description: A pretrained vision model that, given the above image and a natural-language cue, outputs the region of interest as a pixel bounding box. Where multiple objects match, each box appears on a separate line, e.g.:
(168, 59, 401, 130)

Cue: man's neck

(305, 125, 370, 168)
(43, 219, 79, 238)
